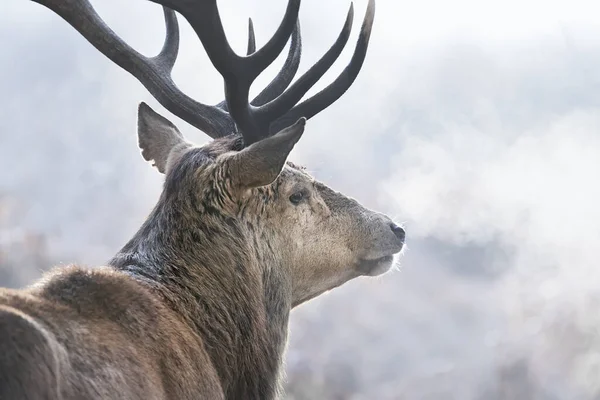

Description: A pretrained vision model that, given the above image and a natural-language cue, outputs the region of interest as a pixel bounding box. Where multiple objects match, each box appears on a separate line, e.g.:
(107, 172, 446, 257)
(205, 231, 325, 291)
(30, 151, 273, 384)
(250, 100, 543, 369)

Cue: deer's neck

(109, 198, 291, 399)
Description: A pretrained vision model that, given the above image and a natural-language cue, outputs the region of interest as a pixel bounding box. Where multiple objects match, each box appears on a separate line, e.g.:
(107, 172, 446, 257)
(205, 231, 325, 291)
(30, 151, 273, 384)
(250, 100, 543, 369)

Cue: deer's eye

(289, 191, 305, 205)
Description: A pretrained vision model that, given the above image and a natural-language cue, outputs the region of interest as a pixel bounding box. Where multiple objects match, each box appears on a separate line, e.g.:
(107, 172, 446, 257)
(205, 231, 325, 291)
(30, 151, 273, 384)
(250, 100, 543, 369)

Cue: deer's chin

(357, 255, 395, 277)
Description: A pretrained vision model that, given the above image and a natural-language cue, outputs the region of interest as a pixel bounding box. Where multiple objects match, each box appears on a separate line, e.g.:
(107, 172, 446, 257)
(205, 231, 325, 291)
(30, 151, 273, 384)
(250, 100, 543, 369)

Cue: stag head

(138, 104, 404, 306)
(37, 0, 405, 306)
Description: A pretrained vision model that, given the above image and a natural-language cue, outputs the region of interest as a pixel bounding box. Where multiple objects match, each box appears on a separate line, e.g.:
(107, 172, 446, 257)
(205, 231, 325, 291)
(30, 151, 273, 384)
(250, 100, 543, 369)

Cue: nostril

(390, 223, 405, 242)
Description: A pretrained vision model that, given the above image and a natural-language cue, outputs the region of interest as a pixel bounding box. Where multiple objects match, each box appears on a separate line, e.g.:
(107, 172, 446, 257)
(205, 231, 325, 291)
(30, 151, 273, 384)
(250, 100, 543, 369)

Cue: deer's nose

(389, 223, 405, 243)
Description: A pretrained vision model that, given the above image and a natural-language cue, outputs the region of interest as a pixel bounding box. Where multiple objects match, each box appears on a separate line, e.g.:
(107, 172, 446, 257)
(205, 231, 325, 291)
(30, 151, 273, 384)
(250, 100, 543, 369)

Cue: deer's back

(0, 265, 224, 400)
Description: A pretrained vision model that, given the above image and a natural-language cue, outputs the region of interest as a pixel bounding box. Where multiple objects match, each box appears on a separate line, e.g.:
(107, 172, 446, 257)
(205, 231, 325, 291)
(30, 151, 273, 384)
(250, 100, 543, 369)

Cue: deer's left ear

(228, 118, 306, 189)
(137, 102, 191, 174)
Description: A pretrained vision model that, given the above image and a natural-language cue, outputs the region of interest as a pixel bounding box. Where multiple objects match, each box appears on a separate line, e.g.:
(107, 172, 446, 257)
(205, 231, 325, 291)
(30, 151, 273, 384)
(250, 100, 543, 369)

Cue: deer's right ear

(137, 102, 190, 174)
(228, 118, 306, 189)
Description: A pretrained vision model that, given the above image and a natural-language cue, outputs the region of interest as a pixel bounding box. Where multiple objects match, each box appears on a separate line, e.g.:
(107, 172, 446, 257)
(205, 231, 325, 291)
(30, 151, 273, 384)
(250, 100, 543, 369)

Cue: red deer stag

(0, 0, 405, 398)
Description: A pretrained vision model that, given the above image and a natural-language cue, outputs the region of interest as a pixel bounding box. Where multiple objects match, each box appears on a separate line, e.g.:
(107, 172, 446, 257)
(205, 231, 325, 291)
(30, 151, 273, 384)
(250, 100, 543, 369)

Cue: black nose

(390, 223, 405, 242)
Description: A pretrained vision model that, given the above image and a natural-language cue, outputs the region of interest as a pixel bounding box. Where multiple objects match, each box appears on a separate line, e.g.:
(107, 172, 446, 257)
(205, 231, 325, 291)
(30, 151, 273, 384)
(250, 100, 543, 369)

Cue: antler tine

(242, 1, 301, 79)
(216, 19, 302, 112)
(153, 0, 301, 145)
(32, 0, 235, 139)
(255, 3, 355, 129)
(247, 18, 257, 56)
(155, 8, 179, 71)
(251, 20, 302, 107)
(269, 0, 376, 134)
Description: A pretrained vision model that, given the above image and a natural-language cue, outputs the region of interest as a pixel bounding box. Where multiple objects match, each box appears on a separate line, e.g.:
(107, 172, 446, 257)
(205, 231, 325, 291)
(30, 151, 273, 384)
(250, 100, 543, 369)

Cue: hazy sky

(2, 0, 600, 398)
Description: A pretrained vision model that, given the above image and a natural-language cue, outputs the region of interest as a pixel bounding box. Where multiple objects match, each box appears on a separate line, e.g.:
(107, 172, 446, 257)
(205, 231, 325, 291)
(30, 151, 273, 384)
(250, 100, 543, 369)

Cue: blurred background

(2, 0, 600, 398)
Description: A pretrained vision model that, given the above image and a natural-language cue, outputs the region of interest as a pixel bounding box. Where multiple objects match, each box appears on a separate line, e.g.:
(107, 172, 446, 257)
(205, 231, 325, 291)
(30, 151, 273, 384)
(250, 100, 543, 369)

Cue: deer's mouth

(357, 254, 396, 277)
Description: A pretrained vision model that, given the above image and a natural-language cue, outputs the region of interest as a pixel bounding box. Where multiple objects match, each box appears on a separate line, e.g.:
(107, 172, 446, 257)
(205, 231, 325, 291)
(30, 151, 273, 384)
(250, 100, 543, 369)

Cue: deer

(0, 0, 405, 399)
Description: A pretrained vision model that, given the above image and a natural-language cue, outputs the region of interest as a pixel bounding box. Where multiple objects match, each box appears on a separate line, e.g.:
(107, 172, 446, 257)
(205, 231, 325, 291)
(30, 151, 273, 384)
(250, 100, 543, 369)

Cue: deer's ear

(229, 118, 306, 188)
(137, 102, 190, 174)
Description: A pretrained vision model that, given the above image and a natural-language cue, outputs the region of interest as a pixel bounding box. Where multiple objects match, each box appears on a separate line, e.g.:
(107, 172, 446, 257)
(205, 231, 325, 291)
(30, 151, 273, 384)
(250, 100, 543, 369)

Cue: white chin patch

(358, 255, 395, 277)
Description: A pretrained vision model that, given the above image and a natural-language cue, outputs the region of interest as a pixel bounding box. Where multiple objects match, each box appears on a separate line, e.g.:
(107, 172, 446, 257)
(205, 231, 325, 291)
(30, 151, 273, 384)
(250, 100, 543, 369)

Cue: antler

(215, 18, 302, 112)
(32, 0, 375, 146)
(269, 0, 376, 135)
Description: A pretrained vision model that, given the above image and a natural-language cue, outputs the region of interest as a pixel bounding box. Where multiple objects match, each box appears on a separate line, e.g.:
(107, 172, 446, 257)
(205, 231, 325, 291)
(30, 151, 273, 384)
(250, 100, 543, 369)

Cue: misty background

(2, 0, 600, 398)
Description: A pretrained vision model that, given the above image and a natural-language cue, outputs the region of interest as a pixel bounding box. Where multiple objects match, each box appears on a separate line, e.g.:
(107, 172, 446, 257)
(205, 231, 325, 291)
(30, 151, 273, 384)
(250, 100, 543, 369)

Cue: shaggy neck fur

(109, 152, 292, 399)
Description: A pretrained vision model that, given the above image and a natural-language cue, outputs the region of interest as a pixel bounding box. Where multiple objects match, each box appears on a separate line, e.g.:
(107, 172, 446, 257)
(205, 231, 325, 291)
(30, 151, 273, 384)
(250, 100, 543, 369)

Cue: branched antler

(32, 0, 375, 145)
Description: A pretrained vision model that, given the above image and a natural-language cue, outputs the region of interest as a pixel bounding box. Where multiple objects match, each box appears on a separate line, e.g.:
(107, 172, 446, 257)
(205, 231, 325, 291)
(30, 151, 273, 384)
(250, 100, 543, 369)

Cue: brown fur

(1, 267, 223, 399)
